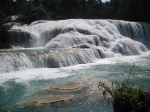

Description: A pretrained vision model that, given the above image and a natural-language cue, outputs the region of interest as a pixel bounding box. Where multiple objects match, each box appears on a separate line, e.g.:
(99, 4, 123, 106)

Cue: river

(0, 19, 150, 111)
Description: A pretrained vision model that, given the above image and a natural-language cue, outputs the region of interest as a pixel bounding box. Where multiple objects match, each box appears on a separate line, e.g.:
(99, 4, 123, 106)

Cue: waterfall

(0, 19, 150, 73)
(0, 49, 100, 73)
(109, 20, 150, 49)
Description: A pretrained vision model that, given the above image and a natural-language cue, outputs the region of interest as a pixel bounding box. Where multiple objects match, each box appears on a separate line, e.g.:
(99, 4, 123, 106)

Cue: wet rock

(5, 15, 22, 23)
(24, 94, 74, 106)
(49, 81, 83, 90)
(72, 44, 91, 48)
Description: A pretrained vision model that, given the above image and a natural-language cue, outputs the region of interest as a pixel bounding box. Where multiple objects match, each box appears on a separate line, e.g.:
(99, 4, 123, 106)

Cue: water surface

(0, 52, 150, 112)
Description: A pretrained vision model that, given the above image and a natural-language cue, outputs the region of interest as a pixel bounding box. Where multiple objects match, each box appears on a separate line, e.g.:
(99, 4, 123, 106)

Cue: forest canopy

(0, 0, 150, 24)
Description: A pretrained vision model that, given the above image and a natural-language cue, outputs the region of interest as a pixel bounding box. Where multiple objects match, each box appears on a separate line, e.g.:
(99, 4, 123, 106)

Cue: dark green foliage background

(0, 0, 150, 24)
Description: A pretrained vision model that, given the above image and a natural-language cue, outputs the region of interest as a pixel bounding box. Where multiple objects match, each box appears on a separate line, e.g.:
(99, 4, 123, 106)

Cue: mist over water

(0, 19, 150, 112)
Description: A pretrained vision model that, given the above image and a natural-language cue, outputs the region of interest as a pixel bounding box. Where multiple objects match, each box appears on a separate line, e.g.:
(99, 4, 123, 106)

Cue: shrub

(98, 80, 150, 112)
(0, 108, 7, 112)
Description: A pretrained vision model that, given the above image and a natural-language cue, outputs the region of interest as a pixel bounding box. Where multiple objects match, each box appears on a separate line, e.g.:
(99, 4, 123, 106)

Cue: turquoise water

(0, 53, 150, 112)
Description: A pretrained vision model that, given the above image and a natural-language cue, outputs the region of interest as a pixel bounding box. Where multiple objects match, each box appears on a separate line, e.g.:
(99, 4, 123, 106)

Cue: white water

(0, 68, 71, 85)
(0, 19, 150, 112)
(0, 51, 149, 112)
(1, 19, 150, 73)
(0, 54, 143, 85)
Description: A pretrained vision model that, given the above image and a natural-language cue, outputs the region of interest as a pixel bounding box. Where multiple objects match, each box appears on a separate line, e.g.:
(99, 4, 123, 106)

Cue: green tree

(0, 0, 15, 21)
(109, 0, 119, 18)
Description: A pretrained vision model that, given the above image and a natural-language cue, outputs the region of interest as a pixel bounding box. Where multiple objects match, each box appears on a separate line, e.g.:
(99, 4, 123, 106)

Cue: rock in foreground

(49, 81, 83, 90)
(24, 94, 74, 106)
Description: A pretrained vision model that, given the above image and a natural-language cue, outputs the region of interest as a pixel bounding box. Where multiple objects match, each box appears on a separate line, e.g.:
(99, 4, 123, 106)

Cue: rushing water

(0, 19, 150, 111)
(0, 52, 150, 112)
(1, 19, 150, 73)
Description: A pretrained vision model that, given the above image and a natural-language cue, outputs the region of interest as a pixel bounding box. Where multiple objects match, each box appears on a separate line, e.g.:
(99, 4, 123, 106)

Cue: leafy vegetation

(0, 108, 7, 112)
(98, 80, 150, 112)
(0, 0, 150, 24)
(98, 64, 150, 112)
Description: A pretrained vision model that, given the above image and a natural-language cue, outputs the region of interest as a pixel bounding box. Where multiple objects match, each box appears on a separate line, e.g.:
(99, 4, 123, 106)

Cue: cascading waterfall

(0, 19, 150, 73)
(109, 20, 150, 49)
(0, 49, 100, 73)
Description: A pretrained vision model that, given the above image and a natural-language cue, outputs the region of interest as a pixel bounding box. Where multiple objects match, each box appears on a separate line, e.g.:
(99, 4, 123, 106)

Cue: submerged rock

(24, 94, 74, 106)
(49, 81, 83, 90)
(23, 82, 84, 106)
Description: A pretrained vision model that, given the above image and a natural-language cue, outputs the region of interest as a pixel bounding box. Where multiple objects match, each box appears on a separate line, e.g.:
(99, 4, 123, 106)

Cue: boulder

(5, 15, 21, 23)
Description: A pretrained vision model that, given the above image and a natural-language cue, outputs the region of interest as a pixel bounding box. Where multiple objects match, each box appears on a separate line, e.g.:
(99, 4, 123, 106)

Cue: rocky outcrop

(23, 81, 83, 106)
(0, 22, 23, 49)
(72, 44, 91, 49)
(0, 23, 11, 49)
(5, 15, 22, 23)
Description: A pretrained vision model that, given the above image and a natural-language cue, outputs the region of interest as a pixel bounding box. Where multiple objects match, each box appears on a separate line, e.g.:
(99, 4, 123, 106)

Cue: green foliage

(98, 80, 150, 112)
(98, 64, 150, 111)
(0, 108, 7, 112)
(0, 0, 149, 23)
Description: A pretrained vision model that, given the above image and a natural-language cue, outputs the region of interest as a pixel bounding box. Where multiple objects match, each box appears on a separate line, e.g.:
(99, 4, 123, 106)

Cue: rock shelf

(24, 94, 74, 105)
(49, 81, 83, 90)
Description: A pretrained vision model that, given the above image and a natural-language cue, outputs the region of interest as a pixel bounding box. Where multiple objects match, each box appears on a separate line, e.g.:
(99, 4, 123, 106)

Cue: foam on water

(0, 68, 71, 85)
(0, 51, 150, 112)
(0, 54, 140, 85)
